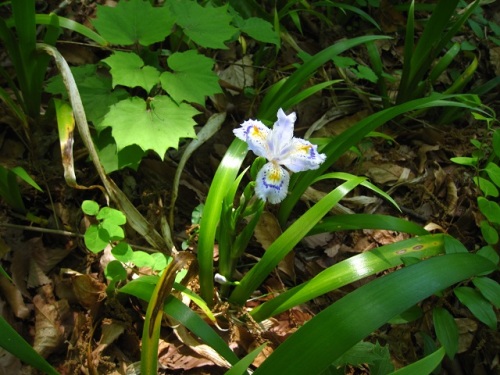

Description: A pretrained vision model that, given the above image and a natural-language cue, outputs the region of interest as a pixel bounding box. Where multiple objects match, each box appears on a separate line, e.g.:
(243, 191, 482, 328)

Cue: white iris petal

(233, 108, 326, 204)
(255, 162, 290, 204)
(280, 138, 326, 172)
(234, 120, 270, 159)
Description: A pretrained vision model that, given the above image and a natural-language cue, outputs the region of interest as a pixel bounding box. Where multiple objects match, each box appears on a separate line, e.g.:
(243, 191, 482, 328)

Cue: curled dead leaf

(57, 269, 106, 315)
(32, 285, 72, 358)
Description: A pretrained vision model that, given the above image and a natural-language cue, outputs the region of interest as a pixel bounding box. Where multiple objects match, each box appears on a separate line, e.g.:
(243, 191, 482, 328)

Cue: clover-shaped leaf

(160, 50, 221, 105)
(98, 96, 200, 159)
(170, 1, 237, 49)
(84, 224, 109, 253)
(103, 51, 160, 93)
(92, 0, 175, 46)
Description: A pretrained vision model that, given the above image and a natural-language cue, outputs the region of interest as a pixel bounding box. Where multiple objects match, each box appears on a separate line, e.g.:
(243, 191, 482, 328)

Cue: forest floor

(1, 1, 500, 374)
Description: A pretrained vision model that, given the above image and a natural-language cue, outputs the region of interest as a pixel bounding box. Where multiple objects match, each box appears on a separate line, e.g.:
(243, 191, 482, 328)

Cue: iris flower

(234, 108, 326, 204)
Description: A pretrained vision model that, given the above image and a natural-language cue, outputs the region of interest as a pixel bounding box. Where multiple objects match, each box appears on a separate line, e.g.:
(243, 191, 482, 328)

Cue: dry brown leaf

(360, 161, 413, 185)
(301, 233, 333, 249)
(0, 235, 10, 259)
(27, 260, 51, 289)
(56, 270, 106, 316)
(58, 44, 97, 66)
(445, 176, 458, 215)
(311, 109, 370, 138)
(32, 285, 72, 358)
(379, 0, 407, 32)
(324, 244, 340, 258)
(251, 342, 273, 368)
(11, 237, 71, 295)
(490, 47, 500, 76)
(218, 55, 254, 95)
(364, 229, 408, 246)
(71, 274, 107, 312)
(254, 212, 295, 281)
(158, 339, 219, 371)
(91, 319, 127, 370)
(417, 144, 440, 174)
(456, 318, 478, 354)
(0, 347, 22, 375)
(0, 276, 29, 319)
(423, 222, 445, 232)
(269, 308, 313, 338)
(254, 211, 281, 250)
(172, 324, 231, 369)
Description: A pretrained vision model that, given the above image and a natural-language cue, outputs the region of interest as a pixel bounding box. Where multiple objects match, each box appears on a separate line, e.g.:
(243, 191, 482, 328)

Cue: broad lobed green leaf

(92, 0, 175, 46)
(160, 50, 222, 105)
(97, 96, 200, 159)
(102, 52, 160, 93)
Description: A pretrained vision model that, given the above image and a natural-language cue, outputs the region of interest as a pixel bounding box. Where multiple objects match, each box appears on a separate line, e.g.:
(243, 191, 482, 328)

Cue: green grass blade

(0, 264, 10, 280)
(388, 347, 446, 375)
(443, 53, 478, 95)
(224, 344, 267, 375)
(11, 0, 40, 118)
(434, 0, 480, 59)
(327, 2, 381, 31)
(281, 80, 342, 109)
(119, 279, 239, 365)
(250, 234, 444, 322)
(34, 14, 108, 46)
(405, 0, 459, 93)
(218, 168, 249, 284)
(11, 167, 43, 192)
(366, 40, 389, 107)
(164, 295, 238, 364)
(0, 316, 60, 375)
(229, 177, 366, 306)
(253, 253, 495, 375)
(278, 95, 476, 225)
(1, 6, 30, 116)
(257, 35, 390, 121)
(397, 0, 415, 102)
(307, 214, 428, 236)
(0, 84, 28, 126)
(0, 165, 26, 212)
(198, 139, 248, 304)
(428, 42, 461, 83)
(315, 172, 400, 210)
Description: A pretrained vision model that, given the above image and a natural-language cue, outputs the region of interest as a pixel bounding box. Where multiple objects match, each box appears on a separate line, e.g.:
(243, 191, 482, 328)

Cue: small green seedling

(449, 112, 500, 334)
(81, 200, 168, 292)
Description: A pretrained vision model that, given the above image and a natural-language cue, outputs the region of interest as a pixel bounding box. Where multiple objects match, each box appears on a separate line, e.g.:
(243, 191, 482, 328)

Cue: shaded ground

(1, 1, 500, 374)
